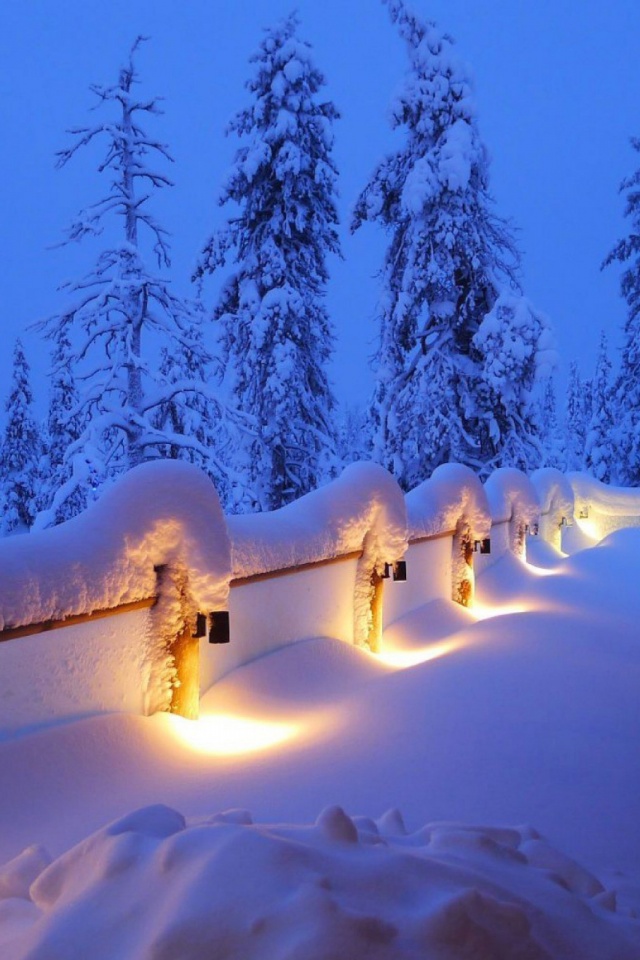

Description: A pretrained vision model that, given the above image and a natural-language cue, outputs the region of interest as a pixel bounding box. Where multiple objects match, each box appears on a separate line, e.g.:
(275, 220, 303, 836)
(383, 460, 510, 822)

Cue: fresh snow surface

(405, 462, 491, 540)
(530, 468, 574, 521)
(568, 470, 640, 517)
(1, 526, 640, 956)
(484, 466, 540, 528)
(0, 460, 230, 630)
(228, 461, 407, 577)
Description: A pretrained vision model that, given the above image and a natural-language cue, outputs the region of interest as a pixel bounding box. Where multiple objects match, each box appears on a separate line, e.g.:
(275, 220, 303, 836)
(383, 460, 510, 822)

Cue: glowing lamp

(474, 538, 491, 554)
(392, 560, 407, 582)
(192, 613, 207, 638)
(579, 507, 589, 519)
(208, 611, 230, 644)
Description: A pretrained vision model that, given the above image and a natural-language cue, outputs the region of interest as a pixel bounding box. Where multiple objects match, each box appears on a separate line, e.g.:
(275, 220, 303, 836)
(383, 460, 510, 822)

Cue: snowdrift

(531, 468, 574, 550)
(483, 467, 540, 562)
(568, 472, 640, 539)
(1, 803, 637, 960)
(0, 460, 230, 630)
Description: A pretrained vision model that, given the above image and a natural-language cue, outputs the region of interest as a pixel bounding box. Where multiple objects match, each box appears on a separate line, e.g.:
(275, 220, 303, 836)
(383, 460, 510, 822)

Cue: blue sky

(1, 0, 638, 411)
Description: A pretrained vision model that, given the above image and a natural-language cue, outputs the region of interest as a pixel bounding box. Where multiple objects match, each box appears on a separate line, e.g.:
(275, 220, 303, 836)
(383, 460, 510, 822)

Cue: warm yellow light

(523, 563, 559, 577)
(472, 601, 530, 620)
(376, 638, 463, 669)
(575, 517, 600, 541)
(169, 713, 299, 756)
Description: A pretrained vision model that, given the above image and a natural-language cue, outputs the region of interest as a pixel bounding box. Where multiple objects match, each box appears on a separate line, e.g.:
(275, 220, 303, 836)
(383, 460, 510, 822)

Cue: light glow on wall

(169, 712, 299, 756)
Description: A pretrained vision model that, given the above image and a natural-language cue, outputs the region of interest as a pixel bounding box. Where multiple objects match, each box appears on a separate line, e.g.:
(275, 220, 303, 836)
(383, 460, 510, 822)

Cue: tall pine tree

(584, 331, 616, 483)
(603, 135, 640, 485)
(351, 0, 550, 487)
(37, 38, 216, 508)
(565, 360, 587, 471)
(0, 340, 41, 535)
(195, 13, 340, 511)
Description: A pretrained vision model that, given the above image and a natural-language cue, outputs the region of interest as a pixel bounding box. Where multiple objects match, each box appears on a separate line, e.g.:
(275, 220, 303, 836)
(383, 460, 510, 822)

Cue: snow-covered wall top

(0, 461, 230, 631)
(405, 463, 491, 542)
(483, 467, 540, 528)
(568, 472, 640, 517)
(530, 468, 574, 520)
(228, 462, 407, 579)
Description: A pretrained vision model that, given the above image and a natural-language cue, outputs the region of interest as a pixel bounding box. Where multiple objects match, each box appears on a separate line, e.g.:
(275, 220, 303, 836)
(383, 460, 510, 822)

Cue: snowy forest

(1, 0, 638, 535)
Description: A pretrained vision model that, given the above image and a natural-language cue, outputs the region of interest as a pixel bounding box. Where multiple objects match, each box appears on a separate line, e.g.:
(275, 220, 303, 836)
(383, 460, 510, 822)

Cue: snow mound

(484, 467, 540, 528)
(531, 468, 574, 521)
(568, 472, 640, 517)
(228, 461, 407, 577)
(2, 804, 637, 960)
(0, 460, 230, 630)
(405, 462, 491, 541)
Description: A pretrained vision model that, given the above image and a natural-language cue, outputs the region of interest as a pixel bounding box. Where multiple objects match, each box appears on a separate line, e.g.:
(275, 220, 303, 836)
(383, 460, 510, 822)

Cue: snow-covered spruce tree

(584, 331, 616, 483)
(538, 376, 566, 470)
(351, 0, 554, 486)
(564, 361, 587, 472)
(0, 340, 42, 535)
(603, 136, 640, 485)
(195, 13, 340, 512)
(37, 38, 218, 510)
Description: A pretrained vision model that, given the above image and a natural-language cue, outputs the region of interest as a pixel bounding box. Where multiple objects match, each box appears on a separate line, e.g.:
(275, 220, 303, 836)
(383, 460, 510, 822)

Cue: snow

(405, 462, 491, 541)
(568, 471, 640, 518)
(0, 460, 230, 631)
(483, 467, 540, 560)
(531, 468, 574, 549)
(229, 461, 407, 579)
(1, 472, 640, 955)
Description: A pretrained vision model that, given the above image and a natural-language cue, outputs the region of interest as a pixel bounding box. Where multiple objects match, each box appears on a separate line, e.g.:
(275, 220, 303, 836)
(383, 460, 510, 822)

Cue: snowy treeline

(0, 0, 637, 534)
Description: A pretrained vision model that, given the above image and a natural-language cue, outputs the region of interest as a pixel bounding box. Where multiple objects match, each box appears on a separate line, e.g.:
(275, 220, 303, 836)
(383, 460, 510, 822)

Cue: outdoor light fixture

(382, 563, 392, 579)
(530, 523, 539, 536)
(474, 539, 491, 554)
(192, 613, 207, 639)
(579, 507, 589, 519)
(208, 611, 230, 644)
(393, 560, 407, 582)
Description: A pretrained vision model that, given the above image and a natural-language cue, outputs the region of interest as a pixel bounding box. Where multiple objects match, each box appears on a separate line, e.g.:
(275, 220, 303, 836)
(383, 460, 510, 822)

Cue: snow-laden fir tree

(584, 332, 616, 483)
(37, 38, 219, 511)
(195, 13, 340, 511)
(0, 340, 42, 535)
(37, 327, 88, 526)
(564, 361, 587, 472)
(603, 136, 640, 485)
(352, 0, 552, 487)
(538, 376, 566, 470)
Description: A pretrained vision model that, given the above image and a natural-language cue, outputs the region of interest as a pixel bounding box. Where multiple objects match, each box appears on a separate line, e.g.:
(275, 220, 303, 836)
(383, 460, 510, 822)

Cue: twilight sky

(1, 0, 638, 412)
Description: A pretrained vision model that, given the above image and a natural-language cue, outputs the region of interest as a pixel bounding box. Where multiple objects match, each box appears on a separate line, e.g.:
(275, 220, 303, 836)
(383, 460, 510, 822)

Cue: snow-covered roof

(483, 467, 540, 527)
(0, 461, 230, 631)
(228, 462, 407, 579)
(530, 468, 574, 520)
(567, 472, 640, 517)
(405, 463, 491, 541)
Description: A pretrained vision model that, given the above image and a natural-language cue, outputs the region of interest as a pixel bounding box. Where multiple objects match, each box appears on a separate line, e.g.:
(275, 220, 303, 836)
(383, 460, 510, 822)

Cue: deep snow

(0, 526, 639, 956)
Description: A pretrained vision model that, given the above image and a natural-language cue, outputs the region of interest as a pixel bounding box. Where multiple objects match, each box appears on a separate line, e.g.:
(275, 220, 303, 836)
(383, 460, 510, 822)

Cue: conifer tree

(195, 13, 340, 511)
(351, 0, 553, 487)
(584, 332, 616, 483)
(37, 38, 217, 507)
(0, 340, 42, 534)
(539, 377, 566, 470)
(565, 361, 587, 471)
(603, 136, 640, 485)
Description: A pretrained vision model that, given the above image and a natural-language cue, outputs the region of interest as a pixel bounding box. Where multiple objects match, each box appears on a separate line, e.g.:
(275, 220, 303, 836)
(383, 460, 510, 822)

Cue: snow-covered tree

(0, 340, 42, 534)
(564, 361, 587, 472)
(352, 0, 547, 487)
(584, 332, 616, 483)
(37, 38, 217, 509)
(195, 13, 340, 511)
(538, 377, 566, 470)
(603, 136, 640, 485)
(335, 403, 371, 467)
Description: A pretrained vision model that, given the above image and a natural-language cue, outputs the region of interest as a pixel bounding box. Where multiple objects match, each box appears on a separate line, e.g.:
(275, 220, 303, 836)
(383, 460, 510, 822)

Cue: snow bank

(405, 462, 491, 541)
(568, 473, 640, 540)
(0, 461, 230, 630)
(229, 461, 406, 577)
(531, 468, 574, 550)
(483, 467, 540, 560)
(1, 803, 637, 960)
(228, 462, 407, 647)
(406, 463, 491, 606)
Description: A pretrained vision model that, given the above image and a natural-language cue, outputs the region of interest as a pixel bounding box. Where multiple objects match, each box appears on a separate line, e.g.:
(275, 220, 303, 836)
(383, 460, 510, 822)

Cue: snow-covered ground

(1, 527, 639, 957)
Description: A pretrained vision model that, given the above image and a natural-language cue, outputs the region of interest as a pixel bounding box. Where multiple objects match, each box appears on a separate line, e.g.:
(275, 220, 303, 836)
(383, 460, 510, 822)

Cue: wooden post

(154, 564, 200, 721)
(170, 620, 200, 720)
(453, 526, 474, 607)
(367, 571, 384, 653)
